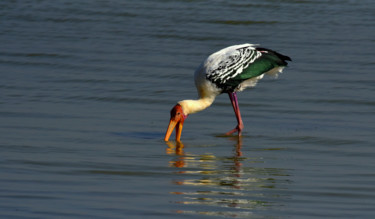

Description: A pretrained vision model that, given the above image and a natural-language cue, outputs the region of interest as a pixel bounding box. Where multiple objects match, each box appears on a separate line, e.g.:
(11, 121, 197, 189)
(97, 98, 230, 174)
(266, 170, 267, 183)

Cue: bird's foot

(225, 124, 243, 136)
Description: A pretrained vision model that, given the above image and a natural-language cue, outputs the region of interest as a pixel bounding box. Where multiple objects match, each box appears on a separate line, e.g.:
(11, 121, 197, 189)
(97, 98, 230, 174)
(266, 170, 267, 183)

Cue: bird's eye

(177, 112, 180, 115)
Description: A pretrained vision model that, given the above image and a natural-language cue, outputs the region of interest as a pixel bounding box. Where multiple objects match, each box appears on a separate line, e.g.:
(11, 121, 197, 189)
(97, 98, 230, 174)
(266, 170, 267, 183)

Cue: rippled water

(1, 0, 375, 218)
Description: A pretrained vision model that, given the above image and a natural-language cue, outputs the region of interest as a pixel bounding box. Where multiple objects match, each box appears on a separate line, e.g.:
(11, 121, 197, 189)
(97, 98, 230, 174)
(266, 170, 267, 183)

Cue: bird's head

(164, 104, 187, 142)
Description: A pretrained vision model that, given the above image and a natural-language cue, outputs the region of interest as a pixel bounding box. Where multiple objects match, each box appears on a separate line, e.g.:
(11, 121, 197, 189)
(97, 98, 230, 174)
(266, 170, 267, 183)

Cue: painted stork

(164, 43, 291, 142)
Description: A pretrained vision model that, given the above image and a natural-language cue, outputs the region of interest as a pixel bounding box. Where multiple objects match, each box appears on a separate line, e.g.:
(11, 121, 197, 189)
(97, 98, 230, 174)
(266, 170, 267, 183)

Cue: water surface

(1, 0, 375, 218)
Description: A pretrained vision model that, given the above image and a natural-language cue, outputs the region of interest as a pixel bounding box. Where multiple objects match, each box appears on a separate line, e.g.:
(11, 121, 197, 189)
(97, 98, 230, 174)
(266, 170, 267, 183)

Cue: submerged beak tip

(164, 118, 185, 142)
(164, 119, 177, 142)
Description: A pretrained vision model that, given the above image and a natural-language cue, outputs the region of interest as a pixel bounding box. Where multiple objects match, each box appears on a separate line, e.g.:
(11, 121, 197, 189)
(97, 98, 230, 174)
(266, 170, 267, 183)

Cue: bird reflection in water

(166, 141, 186, 168)
(165, 138, 290, 218)
(166, 137, 242, 169)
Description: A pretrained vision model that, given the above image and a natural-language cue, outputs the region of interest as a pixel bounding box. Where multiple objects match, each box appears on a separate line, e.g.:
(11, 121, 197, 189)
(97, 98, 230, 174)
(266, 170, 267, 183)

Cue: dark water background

(1, 0, 374, 218)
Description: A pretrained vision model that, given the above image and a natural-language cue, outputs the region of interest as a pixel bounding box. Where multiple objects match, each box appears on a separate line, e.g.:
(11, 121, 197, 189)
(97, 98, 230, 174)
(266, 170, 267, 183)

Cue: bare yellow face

(164, 104, 185, 142)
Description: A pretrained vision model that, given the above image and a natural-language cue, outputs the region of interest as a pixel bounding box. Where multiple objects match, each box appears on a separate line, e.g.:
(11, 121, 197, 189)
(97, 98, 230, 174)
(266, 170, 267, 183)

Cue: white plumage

(165, 43, 291, 142)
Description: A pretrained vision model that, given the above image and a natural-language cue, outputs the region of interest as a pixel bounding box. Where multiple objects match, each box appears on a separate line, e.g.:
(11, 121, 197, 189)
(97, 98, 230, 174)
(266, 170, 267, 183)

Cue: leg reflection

(166, 138, 291, 218)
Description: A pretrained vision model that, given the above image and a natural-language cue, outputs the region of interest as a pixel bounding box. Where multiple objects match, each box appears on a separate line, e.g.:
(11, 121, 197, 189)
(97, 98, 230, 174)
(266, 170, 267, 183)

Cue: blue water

(1, 0, 375, 218)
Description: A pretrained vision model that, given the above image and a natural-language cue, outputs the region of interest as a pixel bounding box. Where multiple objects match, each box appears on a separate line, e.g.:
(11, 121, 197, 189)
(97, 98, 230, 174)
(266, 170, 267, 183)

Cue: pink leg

(226, 92, 244, 136)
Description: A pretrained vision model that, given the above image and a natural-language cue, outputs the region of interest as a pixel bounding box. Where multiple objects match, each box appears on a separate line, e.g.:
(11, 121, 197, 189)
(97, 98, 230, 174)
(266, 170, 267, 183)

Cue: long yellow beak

(164, 120, 183, 142)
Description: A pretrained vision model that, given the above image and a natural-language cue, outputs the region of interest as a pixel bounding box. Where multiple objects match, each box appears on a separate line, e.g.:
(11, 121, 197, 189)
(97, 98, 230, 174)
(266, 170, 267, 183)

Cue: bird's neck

(178, 96, 215, 115)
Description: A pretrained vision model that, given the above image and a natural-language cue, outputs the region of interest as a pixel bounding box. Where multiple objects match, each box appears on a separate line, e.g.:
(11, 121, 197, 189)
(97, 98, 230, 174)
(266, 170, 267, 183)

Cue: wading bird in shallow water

(165, 43, 291, 142)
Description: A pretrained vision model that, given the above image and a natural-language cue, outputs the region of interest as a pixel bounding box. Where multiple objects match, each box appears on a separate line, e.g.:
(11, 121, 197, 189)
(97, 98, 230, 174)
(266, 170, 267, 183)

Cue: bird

(164, 43, 291, 142)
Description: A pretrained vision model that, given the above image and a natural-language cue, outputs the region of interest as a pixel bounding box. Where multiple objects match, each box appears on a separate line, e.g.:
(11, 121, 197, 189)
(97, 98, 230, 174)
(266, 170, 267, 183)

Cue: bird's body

(165, 43, 291, 142)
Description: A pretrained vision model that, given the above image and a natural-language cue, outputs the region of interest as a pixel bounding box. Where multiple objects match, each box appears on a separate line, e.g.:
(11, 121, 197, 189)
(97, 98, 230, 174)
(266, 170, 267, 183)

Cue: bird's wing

(205, 44, 262, 85)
